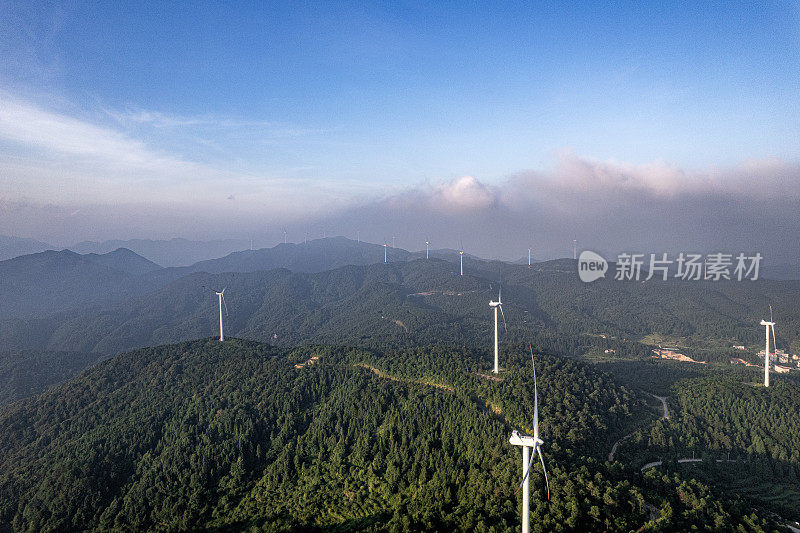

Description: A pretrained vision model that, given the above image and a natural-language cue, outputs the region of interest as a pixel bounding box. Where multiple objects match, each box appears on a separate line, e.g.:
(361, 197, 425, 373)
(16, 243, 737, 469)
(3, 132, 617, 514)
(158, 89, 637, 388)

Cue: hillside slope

(0, 339, 774, 531)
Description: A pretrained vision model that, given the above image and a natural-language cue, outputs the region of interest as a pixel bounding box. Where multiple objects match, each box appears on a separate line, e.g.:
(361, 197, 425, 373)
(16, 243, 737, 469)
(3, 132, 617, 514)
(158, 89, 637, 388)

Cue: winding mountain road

(650, 394, 669, 420)
(608, 392, 669, 462)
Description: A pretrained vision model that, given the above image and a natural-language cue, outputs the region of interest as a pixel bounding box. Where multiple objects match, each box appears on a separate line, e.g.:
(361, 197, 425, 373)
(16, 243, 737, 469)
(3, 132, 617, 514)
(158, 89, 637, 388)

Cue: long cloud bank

(1, 94, 798, 267)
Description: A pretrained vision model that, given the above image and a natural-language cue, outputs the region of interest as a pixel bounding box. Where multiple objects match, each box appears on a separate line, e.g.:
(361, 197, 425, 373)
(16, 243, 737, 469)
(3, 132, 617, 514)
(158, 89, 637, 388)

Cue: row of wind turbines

(381, 239, 551, 270)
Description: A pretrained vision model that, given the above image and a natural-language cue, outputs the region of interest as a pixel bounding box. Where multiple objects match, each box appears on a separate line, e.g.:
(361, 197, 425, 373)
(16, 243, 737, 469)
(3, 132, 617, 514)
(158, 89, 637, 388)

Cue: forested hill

(0, 339, 775, 531)
(0, 248, 161, 320)
(3, 256, 799, 358)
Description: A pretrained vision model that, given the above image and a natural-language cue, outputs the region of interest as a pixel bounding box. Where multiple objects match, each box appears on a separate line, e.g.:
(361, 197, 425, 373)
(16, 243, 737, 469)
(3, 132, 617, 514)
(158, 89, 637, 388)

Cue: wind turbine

(426, 240, 430, 259)
(215, 289, 229, 342)
(509, 347, 550, 533)
(528, 247, 532, 268)
(459, 240, 464, 276)
(383, 242, 388, 263)
(760, 305, 777, 387)
(283, 228, 287, 244)
(489, 284, 507, 373)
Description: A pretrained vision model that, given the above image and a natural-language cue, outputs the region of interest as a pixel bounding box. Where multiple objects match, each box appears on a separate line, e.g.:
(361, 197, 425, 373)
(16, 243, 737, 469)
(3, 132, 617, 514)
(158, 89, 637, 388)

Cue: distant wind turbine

(509, 347, 550, 533)
(528, 247, 532, 268)
(760, 305, 777, 387)
(426, 240, 430, 259)
(489, 285, 507, 373)
(216, 289, 229, 342)
(383, 242, 388, 263)
(283, 228, 287, 244)
(459, 240, 464, 276)
(572, 239, 577, 260)
(392, 235, 395, 248)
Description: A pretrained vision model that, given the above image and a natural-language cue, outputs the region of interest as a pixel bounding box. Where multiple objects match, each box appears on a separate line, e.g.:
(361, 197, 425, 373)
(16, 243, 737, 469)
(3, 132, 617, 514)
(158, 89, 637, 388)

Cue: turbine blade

(530, 345, 538, 438)
(770, 304, 774, 323)
(515, 446, 538, 494)
(222, 294, 229, 316)
(499, 304, 508, 333)
(771, 323, 777, 358)
(537, 445, 550, 500)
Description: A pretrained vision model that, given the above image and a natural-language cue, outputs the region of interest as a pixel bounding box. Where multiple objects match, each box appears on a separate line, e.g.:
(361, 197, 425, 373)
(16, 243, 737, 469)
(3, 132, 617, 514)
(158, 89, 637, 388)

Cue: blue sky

(1, 1, 799, 255)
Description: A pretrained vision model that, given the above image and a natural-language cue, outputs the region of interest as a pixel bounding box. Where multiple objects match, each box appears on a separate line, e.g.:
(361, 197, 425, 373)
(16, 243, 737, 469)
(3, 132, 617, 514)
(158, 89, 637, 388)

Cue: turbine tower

(528, 248, 532, 268)
(761, 306, 776, 387)
(426, 240, 430, 259)
(215, 289, 228, 342)
(572, 239, 577, 260)
(383, 242, 388, 263)
(509, 347, 550, 533)
(489, 286, 507, 373)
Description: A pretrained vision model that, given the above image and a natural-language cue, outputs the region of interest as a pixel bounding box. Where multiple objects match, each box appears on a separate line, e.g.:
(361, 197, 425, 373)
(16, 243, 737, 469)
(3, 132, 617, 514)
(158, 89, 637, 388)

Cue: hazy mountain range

(0, 235, 251, 266)
(1, 235, 799, 405)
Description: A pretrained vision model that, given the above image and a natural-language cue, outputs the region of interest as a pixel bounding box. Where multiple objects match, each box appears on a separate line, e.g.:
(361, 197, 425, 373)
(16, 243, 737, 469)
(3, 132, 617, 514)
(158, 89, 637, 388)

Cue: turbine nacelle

(509, 430, 543, 448)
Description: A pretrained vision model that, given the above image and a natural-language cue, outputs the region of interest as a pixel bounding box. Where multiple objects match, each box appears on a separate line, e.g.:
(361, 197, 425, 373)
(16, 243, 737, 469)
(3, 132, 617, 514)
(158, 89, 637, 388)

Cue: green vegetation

(0, 339, 779, 531)
(616, 376, 800, 521)
(1, 242, 799, 530)
(0, 349, 104, 404)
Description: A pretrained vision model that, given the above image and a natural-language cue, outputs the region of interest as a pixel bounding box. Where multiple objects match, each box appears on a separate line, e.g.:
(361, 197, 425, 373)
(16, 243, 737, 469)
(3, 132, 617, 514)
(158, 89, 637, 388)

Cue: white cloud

(432, 175, 497, 211)
(0, 94, 359, 214)
(0, 95, 155, 162)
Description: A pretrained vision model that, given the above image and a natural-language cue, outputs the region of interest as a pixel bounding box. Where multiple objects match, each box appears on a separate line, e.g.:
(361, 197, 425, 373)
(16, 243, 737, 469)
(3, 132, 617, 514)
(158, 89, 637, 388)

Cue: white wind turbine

(528, 247, 532, 268)
(425, 240, 430, 259)
(509, 347, 550, 533)
(215, 289, 229, 342)
(458, 240, 464, 276)
(489, 284, 508, 374)
(383, 242, 388, 263)
(760, 305, 777, 387)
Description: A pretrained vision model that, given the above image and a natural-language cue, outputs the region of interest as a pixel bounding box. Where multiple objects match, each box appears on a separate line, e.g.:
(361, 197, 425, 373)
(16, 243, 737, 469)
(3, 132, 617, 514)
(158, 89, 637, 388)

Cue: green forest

(0, 339, 786, 532)
(1, 245, 799, 531)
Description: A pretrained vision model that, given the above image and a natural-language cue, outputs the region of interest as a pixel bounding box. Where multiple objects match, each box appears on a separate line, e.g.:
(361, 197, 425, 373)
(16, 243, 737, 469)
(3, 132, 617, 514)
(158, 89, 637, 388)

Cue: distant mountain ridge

(3, 254, 799, 361)
(0, 237, 477, 322)
(0, 248, 164, 319)
(69, 237, 251, 267)
(0, 235, 53, 261)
